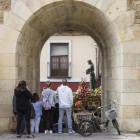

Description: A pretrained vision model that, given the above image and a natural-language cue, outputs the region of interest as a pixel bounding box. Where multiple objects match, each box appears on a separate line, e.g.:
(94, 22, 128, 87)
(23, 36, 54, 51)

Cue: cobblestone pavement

(0, 133, 139, 140)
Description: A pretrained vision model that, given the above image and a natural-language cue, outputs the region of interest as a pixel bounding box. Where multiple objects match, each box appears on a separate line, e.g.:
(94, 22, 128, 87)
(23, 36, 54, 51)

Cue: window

(51, 55, 68, 77)
(47, 40, 71, 78)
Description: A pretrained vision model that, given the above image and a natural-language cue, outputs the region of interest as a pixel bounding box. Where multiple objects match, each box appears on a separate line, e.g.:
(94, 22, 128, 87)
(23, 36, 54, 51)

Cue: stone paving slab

(0, 133, 139, 140)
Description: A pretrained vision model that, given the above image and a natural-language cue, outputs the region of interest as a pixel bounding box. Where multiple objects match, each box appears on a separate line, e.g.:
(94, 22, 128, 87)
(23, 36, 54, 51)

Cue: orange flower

(75, 101, 82, 107)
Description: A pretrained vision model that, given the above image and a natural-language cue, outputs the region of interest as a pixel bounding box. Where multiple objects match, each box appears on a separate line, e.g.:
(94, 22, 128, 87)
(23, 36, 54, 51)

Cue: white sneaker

(58, 131, 62, 134)
(69, 130, 75, 134)
(45, 130, 49, 134)
(50, 130, 53, 134)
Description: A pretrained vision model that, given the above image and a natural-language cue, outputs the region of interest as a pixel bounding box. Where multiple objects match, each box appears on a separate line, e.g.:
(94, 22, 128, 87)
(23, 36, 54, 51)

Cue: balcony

(47, 62, 71, 78)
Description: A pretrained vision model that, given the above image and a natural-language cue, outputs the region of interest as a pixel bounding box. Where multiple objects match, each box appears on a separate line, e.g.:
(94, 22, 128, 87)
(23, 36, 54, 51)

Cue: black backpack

(30, 104, 35, 119)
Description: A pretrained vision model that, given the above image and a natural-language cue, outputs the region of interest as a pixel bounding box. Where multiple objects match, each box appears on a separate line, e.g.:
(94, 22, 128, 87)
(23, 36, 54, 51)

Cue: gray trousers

(58, 107, 72, 132)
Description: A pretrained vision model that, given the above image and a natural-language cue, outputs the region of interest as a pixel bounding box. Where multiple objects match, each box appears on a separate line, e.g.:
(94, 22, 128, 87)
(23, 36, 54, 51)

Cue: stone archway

(0, 0, 139, 132)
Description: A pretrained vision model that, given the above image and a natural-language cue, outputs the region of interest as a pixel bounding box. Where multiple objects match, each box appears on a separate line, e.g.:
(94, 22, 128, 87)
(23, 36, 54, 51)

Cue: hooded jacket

(41, 89, 56, 107)
(57, 85, 73, 108)
(15, 89, 32, 111)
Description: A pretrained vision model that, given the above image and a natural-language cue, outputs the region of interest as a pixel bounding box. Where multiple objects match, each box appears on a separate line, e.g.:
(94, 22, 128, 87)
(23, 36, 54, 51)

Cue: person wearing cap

(86, 60, 96, 91)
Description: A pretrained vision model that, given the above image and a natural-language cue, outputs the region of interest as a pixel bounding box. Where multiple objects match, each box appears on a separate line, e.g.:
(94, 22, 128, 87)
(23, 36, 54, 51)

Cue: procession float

(72, 78, 101, 129)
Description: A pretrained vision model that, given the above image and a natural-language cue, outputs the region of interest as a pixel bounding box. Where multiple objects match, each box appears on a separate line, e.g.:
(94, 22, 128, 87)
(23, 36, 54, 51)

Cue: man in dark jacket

(12, 94, 26, 134)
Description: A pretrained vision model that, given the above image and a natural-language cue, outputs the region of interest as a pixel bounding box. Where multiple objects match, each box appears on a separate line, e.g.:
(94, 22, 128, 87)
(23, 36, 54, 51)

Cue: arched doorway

(16, 1, 118, 132)
(1, 0, 139, 132)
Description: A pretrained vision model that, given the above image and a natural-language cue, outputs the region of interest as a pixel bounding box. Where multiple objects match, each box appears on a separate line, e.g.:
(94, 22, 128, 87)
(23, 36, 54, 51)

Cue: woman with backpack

(15, 81, 34, 138)
(41, 81, 56, 134)
(30, 93, 43, 133)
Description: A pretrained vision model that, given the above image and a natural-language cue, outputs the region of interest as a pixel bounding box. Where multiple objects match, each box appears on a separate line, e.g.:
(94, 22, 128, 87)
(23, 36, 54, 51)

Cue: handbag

(8, 115, 17, 131)
(30, 103, 35, 119)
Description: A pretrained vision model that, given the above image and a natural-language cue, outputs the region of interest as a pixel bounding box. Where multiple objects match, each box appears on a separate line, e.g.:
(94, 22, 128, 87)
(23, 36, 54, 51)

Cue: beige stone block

(105, 37, 113, 48)
(101, 24, 115, 40)
(104, 69, 107, 78)
(0, 25, 19, 42)
(88, 14, 100, 28)
(121, 93, 140, 106)
(115, 104, 122, 118)
(115, 92, 122, 105)
(0, 39, 17, 54)
(21, 0, 34, 12)
(123, 80, 139, 92)
(0, 54, 17, 67)
(112, 11, 135, 32)
(110, 43, 122, 56)
(105, 0, 126, 21)
(111, 55, 123, 68)
(122, 38, 140, 54)
(4, 11, 25, 31)
(33, 2, 43, 15)
(105, 33, 120, 48)
(122, 54, 140, 67)
(12, 0, 33, 21)
(121, 119, 140, 132)
(0, 80, 16, 92)
(132, 24, 140, 40)
(122, 105, 139, 119)
(118, 27, 134, 42)
(110, 33, 120, 46)
(0, 118, 9, 131)
(104, 80, 108, 92)
(114, 80, 123, 92)
(0, 105, 12, 118)
(107, 80, 115, 92)
(95, 16, 109, 33)
(45, 0, 53, 5)
(0, 67, 17, 80)
(96, 0, 115, 12)
(81, 6, 93, 22)
(123, 67, 140, 80)
(17, 67, 28, 80)
(112, 67, 122, 80)
(30, 80, 36, 92)
(0, 92, 13, 105)
(87, 0, 98, 6)
(73, 6, 83, 20)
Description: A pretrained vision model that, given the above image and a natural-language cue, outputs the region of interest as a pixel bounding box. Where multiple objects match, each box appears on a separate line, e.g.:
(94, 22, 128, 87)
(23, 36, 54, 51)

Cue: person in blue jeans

(57, 79, 75, 134)
(12, 94, 26, 134)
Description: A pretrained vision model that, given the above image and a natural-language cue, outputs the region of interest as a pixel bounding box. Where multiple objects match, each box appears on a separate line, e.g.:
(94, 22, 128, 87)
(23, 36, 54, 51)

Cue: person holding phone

(15, 81, 34, 138)
(12, 94, 26, 134)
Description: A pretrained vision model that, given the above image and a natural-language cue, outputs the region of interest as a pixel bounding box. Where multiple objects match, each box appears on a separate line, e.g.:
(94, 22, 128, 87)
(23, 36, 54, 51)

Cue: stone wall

(0, 0, 140, 132)
(0, 0, 140, 24)
(127, 0, 140, 23)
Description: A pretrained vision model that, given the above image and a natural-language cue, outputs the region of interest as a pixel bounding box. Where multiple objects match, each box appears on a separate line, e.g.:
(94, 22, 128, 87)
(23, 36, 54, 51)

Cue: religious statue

(86, 60, 96, 91)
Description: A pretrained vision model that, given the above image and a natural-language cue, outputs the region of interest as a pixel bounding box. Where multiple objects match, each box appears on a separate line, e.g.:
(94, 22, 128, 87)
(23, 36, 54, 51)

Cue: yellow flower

(94, 89, 98, 92)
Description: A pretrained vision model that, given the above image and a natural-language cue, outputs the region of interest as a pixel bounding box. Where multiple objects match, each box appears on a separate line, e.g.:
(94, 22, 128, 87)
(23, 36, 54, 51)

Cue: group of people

(13, 79, 74, 138)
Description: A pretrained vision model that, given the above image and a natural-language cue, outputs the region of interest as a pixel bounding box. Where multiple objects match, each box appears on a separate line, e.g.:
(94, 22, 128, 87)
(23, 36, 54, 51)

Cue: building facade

(0, 0, 140, 132)
(40, 34, 97, 93)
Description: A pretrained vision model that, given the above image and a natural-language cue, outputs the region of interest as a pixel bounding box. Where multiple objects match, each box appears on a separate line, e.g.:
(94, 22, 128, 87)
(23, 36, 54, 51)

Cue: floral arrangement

(73, 78, 101, 112)
(73, 78, 91, 99)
